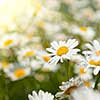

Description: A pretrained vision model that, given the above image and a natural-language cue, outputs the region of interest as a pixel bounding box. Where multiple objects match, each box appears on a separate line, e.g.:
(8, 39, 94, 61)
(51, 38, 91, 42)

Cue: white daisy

(30, 60, 42, 71)
(0, 34, 19, 48)
(72, 26, 95, 40)
(71, 54, 84, 63)
(74, 61, 92, 81)
(83, 80, 95, 88)
(83, 40, 100, 56)
(83, 40, 100, 75)
(5, 64, 31, 81)
(86, 55, 100, 75)
(56, 77, 83, 99)
(17, 48, 35, 59)
(46, 39, 80, 64)
(71, 87, 100, 100)
(0, 61, 13, 72)
(28, 90, 54, 100)
(36, 51, 59, 72)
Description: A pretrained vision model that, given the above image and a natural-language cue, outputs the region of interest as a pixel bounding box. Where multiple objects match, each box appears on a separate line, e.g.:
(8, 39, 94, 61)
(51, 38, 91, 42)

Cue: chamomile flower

(5, 64, 31, 81)
(0, 61, 13, 72)
(30, 60, 42, 71)
(85, 55, 100, 75)
(71, 54, 84, 63)
(71, 87, 100, 100)
(17, 48, 35, 59)
(56, 77, 83, 99)
(74, 62, 92, 81)
(37, 51, 59, 72)
(83, 40, 100, 56)
(28, 90, 54, 100)
(17, 48, 36, 66)
(72, 26, 95, 40)
(84, 80, 95, 88)
(0, 34, 19, 48)
(46, 39, 80, 64)
(83, 40, 100, 75)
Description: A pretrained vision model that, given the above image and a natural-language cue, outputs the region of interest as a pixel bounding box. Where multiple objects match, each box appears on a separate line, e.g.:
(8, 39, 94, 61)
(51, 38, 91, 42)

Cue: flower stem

(94, 72, 100, 89)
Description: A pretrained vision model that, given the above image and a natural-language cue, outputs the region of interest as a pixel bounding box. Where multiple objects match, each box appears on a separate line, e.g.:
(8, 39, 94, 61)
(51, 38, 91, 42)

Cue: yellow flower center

(89, 59, 96, 65)
(79, 67, 86, 74)
(43, 56, 50, 62)
(80, 26, 87, 32)
(96, 50, 100, 56)
(14, 69, 26, 78)
(3, 39, 13, 46)
(84, 81, 91, 87)
(25, 51, 34, 57)
(89, 59, 100, 66)
(57, 46, 69, 56)
(2, 61, 9, 68)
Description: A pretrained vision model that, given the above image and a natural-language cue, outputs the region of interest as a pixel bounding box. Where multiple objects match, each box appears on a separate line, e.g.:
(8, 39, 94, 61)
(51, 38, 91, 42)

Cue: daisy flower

(83, 40, 100, 56)
(71, 87, 100, 100)
(83, 40, 100, 75)
(74, 61, 92, 81)
(5, 64, 31, 81)
(86, 55, 100, 75)
(71, 54, 84, 63)
(28, 90, 54, 100)
(17, 48, 35, 59)
(17, 47, 37, 66)
(36, 51, 59, 72)
(0, 34, 19, 48)
(0, 61, 13, 72)
(46, 39, 80, 64)
(84, 80, 95, 88)
(30, 60, 42, 71)
(72, 26, 95, 40)
(56, 77, 83, 99)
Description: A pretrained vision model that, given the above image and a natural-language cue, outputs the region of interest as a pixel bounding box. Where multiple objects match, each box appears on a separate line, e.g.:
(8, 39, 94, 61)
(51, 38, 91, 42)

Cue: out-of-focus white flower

(74, 62, 92, 81)
(56, 77, 83, 99)
(37, 51, 59, 72)
(47, 39, 80, 64)
(30, 60, 42, 71)
(72, 26, 95, 40)
(17, 48, 35, 59)
(17, 47, 37, 67)
(0, 61, 13, 72)
(83, 40, 100, 56)
(28, 90, 54, 100)
(0, 34, 19, 48)
(71, 87, 100, 100)
(5, 64, 31, 81)
(83, 40, 100, 75)
(71, 54, 84, 63)
(83, 80, 95, 88)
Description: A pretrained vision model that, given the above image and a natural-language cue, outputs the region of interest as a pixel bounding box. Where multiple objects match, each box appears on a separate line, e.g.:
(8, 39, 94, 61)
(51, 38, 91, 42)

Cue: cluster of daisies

(27, 38, 100, 100)
(1, 0, 100, 100)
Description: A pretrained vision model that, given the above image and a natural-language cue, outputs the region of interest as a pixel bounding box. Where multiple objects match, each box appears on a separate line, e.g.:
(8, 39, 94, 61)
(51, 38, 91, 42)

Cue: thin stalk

(94, 72, 100, 89)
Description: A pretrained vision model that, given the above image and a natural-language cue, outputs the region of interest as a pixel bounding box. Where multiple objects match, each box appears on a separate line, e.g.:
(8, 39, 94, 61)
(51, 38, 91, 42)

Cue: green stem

(94, 72, 100, 89)
(65, 60, 70, 81)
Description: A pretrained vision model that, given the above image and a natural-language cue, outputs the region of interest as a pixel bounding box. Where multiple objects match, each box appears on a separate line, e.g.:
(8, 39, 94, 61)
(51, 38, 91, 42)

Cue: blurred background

(0, 0, 100, 100)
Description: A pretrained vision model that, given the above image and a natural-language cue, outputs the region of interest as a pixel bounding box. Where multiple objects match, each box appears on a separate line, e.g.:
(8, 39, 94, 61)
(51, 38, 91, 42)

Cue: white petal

(93, 67, 100, 75)
(28, 95, 34, 100)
